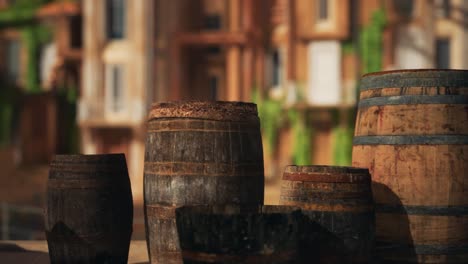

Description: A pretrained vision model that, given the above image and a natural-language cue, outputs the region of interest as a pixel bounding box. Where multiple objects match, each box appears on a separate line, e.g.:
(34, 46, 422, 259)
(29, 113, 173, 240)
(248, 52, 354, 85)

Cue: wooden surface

(352, 69, 468, 263)
(0, 240, 149, 264)
(144, 101, 265, 264)
(45, 154, 133, 263)
(176, 205, 302, 264)
(279, 165, 375, 263)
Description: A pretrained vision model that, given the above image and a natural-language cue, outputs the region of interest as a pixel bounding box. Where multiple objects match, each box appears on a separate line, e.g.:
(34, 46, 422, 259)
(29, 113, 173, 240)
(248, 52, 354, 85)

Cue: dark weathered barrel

(280, 165, 375, 263)
(144, 101, 265, 264)
(352, 69, 468, 263)
(45, 154, 133, 264)
(175, 205, 304, 264)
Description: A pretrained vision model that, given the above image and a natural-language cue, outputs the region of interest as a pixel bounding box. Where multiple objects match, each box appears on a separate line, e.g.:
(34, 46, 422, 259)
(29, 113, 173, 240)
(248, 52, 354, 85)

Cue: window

(266, 48, 283, 90)
(106, 65, 125, 113)
(317, 0, 329, 21)
(393, 0, 414, 18)
(435, 0, 451, 18)
(5, 39, 20, 83)
(106, 0, 125, 39)
(203, 14, 221, 30)
(307, 40, 341, 105)
(70, 15, 82, 48)
(272, 49, 281, 87)
(436, 39, 450, 69)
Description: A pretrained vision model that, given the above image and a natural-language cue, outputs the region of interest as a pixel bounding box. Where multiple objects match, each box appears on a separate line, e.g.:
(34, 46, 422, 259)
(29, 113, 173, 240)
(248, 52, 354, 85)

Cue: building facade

(79, 0, 468, 201)
(79, 0, 154, 200)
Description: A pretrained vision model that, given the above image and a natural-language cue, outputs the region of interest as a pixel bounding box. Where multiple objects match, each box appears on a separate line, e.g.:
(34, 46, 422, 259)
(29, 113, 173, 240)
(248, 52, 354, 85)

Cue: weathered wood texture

(144, 101, 265, 264)
(280, 165, 375, 263)
(45, 154, 133, 264)
(352, 69, 468, 263)
(175, 205, 304, 264)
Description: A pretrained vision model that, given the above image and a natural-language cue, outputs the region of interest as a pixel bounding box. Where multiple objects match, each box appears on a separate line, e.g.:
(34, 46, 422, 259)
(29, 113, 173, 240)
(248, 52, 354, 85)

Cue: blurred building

(78, 0, 468, 202)
(0, 0, 82, 239)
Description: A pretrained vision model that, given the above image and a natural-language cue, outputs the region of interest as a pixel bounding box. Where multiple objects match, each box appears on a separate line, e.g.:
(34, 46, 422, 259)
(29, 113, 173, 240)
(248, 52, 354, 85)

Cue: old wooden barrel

(175, 205, 304, 264)
(352, 69, 468, 263)
(144, 101, 265, 264)
(280, 165, 375, 263)
(45, 154, 133, 264)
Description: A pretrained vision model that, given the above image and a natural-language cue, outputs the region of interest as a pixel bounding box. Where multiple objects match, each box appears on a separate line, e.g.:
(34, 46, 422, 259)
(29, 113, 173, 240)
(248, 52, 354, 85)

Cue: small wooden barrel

(144, 101, 265, 264)
(45, 154, 133, 264)
(352, 69, 468, 263)
(280, 165, 375, 263)
(175, 205, 304, 264)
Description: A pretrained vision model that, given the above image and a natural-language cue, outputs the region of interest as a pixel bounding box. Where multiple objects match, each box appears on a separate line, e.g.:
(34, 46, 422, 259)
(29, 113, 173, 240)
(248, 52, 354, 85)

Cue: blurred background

(0, 0, 466, 240)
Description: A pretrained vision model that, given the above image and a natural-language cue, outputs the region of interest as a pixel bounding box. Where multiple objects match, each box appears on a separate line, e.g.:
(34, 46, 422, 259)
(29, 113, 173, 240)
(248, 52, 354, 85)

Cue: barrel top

(283, 165, 370, 183)
(360, 69, 468, 90)
(51, 153, 126, 164)
(148, 101, 258, 122)
(176, 205, 301, 216)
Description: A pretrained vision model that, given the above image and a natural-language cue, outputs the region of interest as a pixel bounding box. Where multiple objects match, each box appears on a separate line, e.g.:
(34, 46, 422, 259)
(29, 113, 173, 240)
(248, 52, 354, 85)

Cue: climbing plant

(252, 89, 283, 155)
(21, 25, 52, 93)
(0, 0, 52, 93)
(359, 8, 386, 74)
(327, 8, 387, 165)
(252, 88, 313, 165)
(287, 108, 312, 165)
(0, 0, 52, 146)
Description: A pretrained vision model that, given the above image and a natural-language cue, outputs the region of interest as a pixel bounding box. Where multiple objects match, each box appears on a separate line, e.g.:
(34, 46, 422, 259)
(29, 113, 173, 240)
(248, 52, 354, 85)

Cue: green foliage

(252, 89, 283, 155)
(22, 25, 52, 93)
(0, 0, 50, 26)
(359, 8, 386, 74)
(0, 0, 52, 93)
(342, 40, 355, 55)
(252, 88, 313, 165)
(0, 0, 53, 145)
(332, 125, 354, 166)
(287, 109, 312, 165)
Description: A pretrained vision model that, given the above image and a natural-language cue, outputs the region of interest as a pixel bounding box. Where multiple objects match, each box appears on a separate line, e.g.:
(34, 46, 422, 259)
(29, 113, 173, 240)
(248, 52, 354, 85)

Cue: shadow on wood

(372, 182, 416, 263)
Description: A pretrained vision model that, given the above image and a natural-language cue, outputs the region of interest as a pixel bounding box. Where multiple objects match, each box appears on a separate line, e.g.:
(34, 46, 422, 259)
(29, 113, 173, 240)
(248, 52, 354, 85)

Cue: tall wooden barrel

(175, 205, 304, 264)
(280, 165, 375, 263)
(45, 154, 133, 264)
(144, 101, 265, 264)
(352, 69, 468, 263)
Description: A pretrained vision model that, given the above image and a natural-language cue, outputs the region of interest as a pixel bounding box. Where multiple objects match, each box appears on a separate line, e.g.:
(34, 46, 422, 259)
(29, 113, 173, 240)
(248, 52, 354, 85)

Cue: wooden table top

(0, 240, 149, 264)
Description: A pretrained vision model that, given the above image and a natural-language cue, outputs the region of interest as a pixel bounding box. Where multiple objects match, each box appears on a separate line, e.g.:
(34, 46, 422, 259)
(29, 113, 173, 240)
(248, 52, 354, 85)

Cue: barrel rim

(148, 101, 258, 122)
(51, 153, 126, 164)
(360, 69, 468, 90)
(175, 205, 302, 216)
(362, 69, 468, 78)
(285, 165, 370, 174)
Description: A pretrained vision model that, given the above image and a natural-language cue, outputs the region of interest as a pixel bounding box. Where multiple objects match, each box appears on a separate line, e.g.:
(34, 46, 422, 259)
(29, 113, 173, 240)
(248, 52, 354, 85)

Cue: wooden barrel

(175, 205, 304, 264)
(352, 69, 468, 263)
(144, 101, 265, 264)
(45, 154, 133, 264)
(280, 165, 375, 263)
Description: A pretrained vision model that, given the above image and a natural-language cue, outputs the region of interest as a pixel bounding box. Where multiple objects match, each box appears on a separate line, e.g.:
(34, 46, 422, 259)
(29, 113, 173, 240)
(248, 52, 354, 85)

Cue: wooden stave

(175, 205, 303, 264)
(144, 104, 265, 264)
(353, 70, 468, 263)
(45, 154, 133, 264)
(279, 166, 375, 263)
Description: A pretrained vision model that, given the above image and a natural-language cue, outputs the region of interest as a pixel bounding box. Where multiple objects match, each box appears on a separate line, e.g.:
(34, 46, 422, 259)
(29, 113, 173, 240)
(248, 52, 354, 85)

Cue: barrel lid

(49, 154, 128, 178)
(360, 69, 468, 90)
(148, 101, 258, 122)
(51, 153, 126, 164)
(283, 165, 370, 183)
